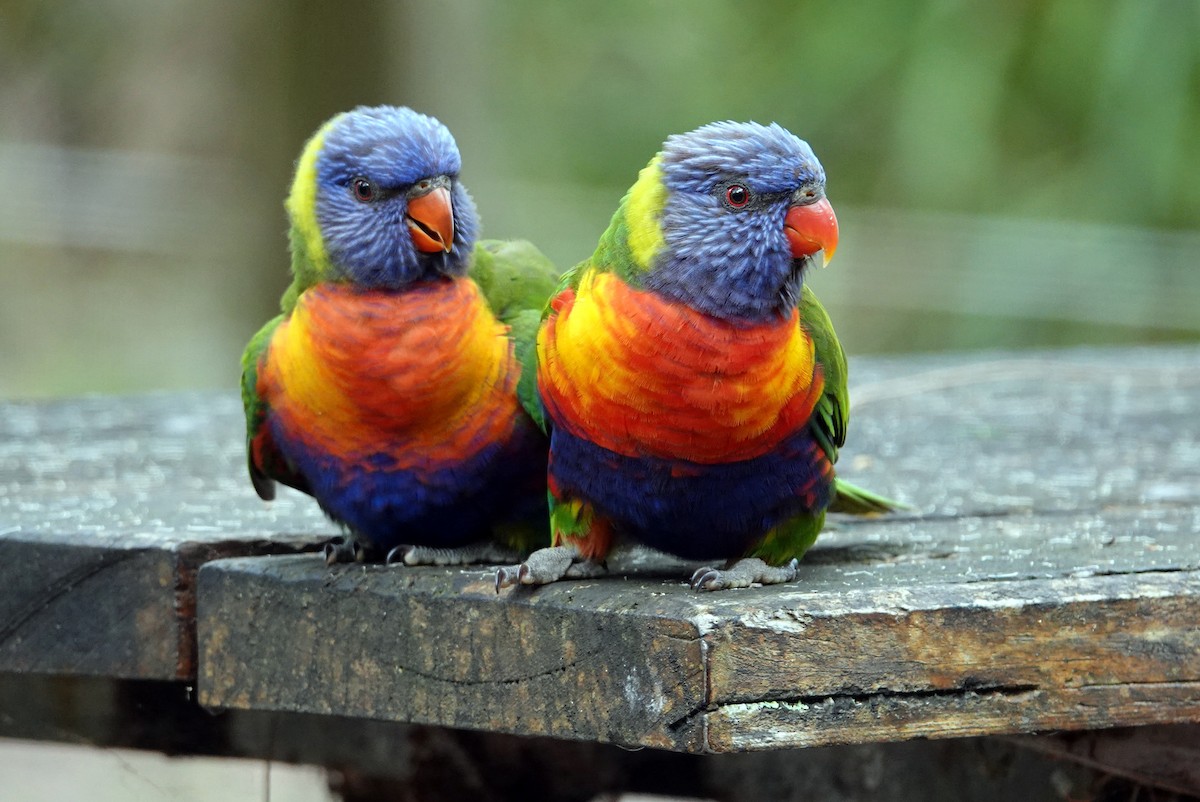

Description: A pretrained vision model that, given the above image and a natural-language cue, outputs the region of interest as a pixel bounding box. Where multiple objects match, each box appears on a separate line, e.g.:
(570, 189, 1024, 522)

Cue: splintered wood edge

(697, 570, 1200, 751)
(170, 537, 327, 678)
(705, 571, 1200, 700)
(196, 558, 1200, 753)
(703, 682, 1200, 751)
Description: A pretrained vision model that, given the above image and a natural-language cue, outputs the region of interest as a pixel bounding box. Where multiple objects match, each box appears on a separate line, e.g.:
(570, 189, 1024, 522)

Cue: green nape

(280, 226, 313, 314)
(588, 204, 641, 283)
(552, 198, 640, 296)
(280, 115, 343, 314)
(558, 155, 667, 293)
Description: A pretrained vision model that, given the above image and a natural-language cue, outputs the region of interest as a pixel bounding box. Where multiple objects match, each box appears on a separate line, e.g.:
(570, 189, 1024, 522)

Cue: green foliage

(3, 0, 1198, 397)
(472, 0, 1200, 230)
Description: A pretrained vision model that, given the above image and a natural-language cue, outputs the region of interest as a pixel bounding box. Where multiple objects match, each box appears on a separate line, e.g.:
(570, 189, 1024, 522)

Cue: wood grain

(0, 392, 335, 679)
(196, 345, 1200, 751)
(4, 346, 1199, 752)
(198, 557, 708, 750)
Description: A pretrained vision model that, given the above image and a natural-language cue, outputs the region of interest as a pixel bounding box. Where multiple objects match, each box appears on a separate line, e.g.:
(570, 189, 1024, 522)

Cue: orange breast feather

(538, 271, 824, 464)
(261, 279, 521, 469)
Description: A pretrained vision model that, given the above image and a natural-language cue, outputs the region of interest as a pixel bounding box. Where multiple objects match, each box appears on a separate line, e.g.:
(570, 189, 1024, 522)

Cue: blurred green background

(2, 0, 1197, 399)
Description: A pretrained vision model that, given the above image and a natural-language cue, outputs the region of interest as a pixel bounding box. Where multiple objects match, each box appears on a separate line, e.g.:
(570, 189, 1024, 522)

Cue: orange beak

(784, 197, 838, 266)
(406, 186, 454, 253)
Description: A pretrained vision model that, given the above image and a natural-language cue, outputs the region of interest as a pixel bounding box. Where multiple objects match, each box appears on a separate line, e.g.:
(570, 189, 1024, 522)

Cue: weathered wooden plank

(0, 393, 336, 679)
(5, 346, 1200, 746)
(0, 392, 337, 539)
(0, 538, 178, 679)
(198, 556, 708, 751)
(197, 553, 1200, 752)
(700, 569, 1200, 749)
(195, 346, 1200, 751)
(809, 504, 1198, 586)
(843, 348, 1200, 517)
(0, 675, 1137, 802)
(0, 532, 325, 680)
(705, 681, 1200, 751)
(701, 570, 1200, 704)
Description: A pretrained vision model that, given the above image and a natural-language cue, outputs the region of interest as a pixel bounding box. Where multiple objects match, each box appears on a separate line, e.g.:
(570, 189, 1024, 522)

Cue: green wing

(470, 239, 561, 323)
(801, 283, 848, 464)
(470, 239, 562, 431)
(802, 284, 908, 514)
(241, 316, 282, 500)
(241, 314, 312, 501)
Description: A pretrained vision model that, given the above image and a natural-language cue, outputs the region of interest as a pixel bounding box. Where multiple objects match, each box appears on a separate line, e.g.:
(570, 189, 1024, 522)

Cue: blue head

(287, 105, 479, 290)
(640, 121, 838, 321)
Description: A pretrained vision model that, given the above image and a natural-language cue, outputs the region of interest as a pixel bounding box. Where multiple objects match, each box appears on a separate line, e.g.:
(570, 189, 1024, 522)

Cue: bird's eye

(725, 184, 750, 208)
(351, 177, 377, 203)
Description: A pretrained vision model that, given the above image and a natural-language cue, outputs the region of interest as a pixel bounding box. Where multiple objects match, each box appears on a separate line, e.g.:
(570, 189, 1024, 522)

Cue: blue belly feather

(271, 417, 546, 550)
(548, 426, 833, 561)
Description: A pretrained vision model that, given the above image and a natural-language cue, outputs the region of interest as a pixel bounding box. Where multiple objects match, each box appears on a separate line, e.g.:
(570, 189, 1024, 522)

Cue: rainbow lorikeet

(241, 106, 559, 565)
(497, 121, 902, 592)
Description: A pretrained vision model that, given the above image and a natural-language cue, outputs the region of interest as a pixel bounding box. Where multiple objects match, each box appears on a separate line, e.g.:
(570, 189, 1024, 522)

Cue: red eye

(351, 177, 376, 202)
(725, 184, 750, 208)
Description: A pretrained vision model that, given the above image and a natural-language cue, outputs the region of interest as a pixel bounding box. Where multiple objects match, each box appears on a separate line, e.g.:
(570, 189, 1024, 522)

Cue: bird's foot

(384, 542, 523, 567)
(690, 557, 799, 592)
(494, 545, 607, 592)
(323, 535, 370, 566)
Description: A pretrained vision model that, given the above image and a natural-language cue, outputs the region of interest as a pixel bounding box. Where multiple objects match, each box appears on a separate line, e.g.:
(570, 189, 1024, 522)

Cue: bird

(496, 120, 902, 592)
(241, 105, 559, 566)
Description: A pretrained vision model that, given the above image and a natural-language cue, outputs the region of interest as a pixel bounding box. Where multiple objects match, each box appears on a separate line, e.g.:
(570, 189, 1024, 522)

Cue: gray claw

(689, 567, 722, 591)
(495, 565, 522, 593)
(385, 545, 411, 565)
(352, 540, 368, 563)
(494, 544, 601, 591)
(324, 536, 360, 566)
(690, 557, 800, 591)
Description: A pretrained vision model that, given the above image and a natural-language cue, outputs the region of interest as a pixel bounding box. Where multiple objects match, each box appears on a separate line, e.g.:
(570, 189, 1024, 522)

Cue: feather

(515, 121, 904, 589)
(240, 106, 559, 557)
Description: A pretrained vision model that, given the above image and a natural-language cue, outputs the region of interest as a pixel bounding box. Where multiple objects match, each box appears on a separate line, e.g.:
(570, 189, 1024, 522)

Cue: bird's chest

(262, 280, 520, 465)
(538, 273, 824, 464)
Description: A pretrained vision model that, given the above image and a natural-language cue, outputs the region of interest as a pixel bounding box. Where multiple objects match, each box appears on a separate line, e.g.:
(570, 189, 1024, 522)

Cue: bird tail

(829, 478, 911, 515)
